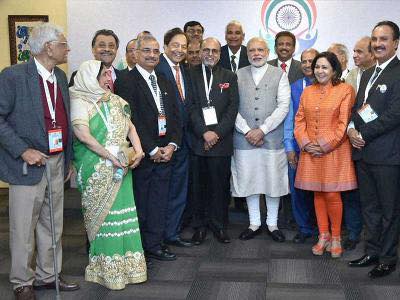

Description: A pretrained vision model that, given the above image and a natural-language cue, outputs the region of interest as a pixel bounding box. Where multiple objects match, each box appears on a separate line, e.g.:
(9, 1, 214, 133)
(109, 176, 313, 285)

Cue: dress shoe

(266, 228, 285, 242)
(14, 285, 36, 300)
(213, 229, 231, 243)
(161, 243, 171, 253)
(292, 232, 312, 244)
(192, 229, 207, 245)
(239, 228, 261, 240)
(33, 276, 80, 291)
(368, 263, 396, 278)
(348, 255, 379, 267)
(343, 239, 359, 250)
(164, 237, 194, 247)
(145, 249, 177, 261)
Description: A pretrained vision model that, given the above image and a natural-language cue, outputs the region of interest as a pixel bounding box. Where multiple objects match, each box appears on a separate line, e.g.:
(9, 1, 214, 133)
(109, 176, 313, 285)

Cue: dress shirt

(163, 53, 185, 98)
(235, 63, 291, 135)
(34, 57, 55, 83)
(278, 58, 292, 72)
(228, 46, 241, 72)
(356, 68, 363, 92)
(127, 65, 133, 71)
(341, 68, 350, 80)
(107, 66, 117, 82)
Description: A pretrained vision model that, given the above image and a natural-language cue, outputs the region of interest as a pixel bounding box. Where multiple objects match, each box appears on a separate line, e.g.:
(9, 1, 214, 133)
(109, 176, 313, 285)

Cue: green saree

(73, 93, 147, 290)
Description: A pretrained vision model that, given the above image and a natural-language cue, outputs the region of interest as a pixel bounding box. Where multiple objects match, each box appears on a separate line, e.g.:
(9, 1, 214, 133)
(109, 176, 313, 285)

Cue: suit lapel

(27, 60, 46, 134)
(55, 68, 70, 117)
(193, 65, 208, 107)
(238, 45, 248, 68)
(367, 58, 399, 99)
(133, 68, 159, 114)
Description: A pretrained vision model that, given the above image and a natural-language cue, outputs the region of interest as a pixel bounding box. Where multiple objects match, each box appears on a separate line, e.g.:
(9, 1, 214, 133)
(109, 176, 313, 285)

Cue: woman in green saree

(69, 60, 147, 289)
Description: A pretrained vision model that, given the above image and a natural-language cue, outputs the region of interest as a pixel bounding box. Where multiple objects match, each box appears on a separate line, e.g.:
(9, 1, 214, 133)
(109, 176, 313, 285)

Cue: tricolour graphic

(259, 0, 318, 56)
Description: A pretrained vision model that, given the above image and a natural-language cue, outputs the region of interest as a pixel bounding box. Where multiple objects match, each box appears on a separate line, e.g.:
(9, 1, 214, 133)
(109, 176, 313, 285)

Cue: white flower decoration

(377, 84, 387, 93)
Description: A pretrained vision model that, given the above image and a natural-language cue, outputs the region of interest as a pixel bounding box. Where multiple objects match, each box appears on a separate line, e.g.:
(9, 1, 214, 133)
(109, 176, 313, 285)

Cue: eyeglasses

(202, 48, 220, 55)
(139, 48, 160, 55)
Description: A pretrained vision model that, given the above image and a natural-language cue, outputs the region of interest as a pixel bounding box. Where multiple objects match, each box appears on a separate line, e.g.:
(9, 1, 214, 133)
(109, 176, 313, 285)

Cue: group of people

(0, 17, 399, 300)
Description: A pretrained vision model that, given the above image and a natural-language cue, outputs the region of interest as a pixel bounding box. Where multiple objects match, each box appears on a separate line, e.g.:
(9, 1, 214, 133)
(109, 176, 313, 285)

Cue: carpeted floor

(0, 189, 399, 300)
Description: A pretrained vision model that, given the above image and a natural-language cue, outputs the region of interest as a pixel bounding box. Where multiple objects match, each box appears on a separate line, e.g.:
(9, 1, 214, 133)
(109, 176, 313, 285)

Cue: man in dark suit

(189, 37, 239, 244)
(155, 28, 193, 248)
(69, 29, 120, 88)
(347, 20, 400, 278)
(115, 35, 181, 261)
(123, 38, 137, 72)
(0, 23, 78, 300)
(218, 20, 250, 72)
(268, 31, 303, 84)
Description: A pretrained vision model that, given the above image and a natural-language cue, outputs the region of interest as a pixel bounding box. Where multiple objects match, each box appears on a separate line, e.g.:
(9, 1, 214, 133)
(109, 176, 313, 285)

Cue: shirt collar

(278, 58, 292, 70)
(376, 54, 397, 71)
(228, 46, 241, 59)
(163, 53, 179, 68)
(34, 57, 55, 82)
(135, 64, 156, 80)
(251, 61, 268, 74)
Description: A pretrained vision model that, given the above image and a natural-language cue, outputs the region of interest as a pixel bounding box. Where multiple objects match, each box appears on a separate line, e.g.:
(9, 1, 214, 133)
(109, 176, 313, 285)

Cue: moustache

(100, 51, 113, 55)
(145, 58, 158, 62)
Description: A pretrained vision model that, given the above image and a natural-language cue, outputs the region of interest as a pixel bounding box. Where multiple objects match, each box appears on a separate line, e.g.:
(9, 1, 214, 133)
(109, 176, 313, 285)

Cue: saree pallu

(73, 94, 146, 289)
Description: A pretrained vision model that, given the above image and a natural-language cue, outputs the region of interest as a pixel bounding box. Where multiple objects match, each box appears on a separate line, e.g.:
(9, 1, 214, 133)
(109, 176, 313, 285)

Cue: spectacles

(202, 48, 220, 55)
(49, 41, 69, 48)
(139, 48, 160, 55)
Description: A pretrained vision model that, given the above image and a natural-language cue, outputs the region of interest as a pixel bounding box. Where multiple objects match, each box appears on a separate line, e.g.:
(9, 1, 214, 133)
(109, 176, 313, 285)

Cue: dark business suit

(115, 67, 181, 253)
(268, 58, 303, 84)
(188, 64, 239, 230)
(350, 57, 400, 265)
(155, 54, 192, 241)
(218, 45, 250, 72)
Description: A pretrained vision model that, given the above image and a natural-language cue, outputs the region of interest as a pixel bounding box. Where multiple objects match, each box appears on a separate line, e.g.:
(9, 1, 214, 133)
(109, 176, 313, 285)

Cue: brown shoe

(33, 276, 80, 291)
(14, 285, 36, 300)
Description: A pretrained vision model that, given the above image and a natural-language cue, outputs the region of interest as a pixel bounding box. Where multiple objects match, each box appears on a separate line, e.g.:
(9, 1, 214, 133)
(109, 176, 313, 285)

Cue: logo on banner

(259, 0, 318, 56)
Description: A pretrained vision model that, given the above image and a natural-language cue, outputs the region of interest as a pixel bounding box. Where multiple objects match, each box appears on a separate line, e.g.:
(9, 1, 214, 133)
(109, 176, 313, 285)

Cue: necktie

(280, 62, 287, 73)
(105, 69, 114, 92)
(370, 66, 382, 84)
(231, 55, 237, 73)
(173, 65, 185, 101)
(149, 74, 164, 114)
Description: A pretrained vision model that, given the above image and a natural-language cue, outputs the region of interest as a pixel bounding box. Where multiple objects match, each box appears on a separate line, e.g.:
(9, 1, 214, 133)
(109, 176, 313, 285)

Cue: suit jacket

(115, 67, 181, 166)
(188, 64, 239, 156)
(218, 45, 250, 72)
(268, 58, 303, 84)
(351, 57, 400, 165)
(0, 59, 73, 185)
(346, 67, 359, 92)
(69, 66, 121, 87)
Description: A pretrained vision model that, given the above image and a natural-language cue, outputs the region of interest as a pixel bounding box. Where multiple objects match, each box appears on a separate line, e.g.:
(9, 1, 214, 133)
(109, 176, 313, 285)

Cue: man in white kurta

(231, 37, 290, 242)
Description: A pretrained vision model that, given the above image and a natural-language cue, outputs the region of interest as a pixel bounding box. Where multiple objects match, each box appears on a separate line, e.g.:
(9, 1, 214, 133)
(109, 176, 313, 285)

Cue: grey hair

(246, 37, 269, 51)
(225, 20, 244, 34)
(136, 35, 158, 49)
(328, 43, 349, 63)
(29, 23, 64, 55)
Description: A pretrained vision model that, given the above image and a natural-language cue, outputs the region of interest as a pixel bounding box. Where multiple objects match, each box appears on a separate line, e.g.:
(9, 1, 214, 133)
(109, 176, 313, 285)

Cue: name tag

(202, 106, 218, 126)
(48, 128, 63, 153)
(158, 115, 167, 136)
(358, 104, 378, 123)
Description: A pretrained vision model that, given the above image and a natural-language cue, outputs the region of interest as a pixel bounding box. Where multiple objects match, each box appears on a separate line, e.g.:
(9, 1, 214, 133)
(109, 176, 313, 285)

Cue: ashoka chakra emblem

(276, 4, 302, 31)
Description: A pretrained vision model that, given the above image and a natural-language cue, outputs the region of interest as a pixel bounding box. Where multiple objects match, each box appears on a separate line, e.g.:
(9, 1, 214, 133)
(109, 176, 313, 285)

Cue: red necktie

(173, 65, 185, 102)
(280, 62, 287, 73)
(106, 69, 114, 92)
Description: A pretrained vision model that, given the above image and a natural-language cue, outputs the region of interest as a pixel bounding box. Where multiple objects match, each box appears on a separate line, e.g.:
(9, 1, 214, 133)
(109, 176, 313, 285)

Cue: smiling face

(371, 25, 399, 64)
(185, 25, 203, 42)
(301, 50, 317, 78)
(187, 41, 201, 67)
(225, 23, 244, 52)
(164, 34, 187, 64)
(92, 34, 117, 67)
(314, 57, 335, 86)
(201, 38, 221, 67)
(353, 38, 375, 69)
(97, 66, 110, 91)
(275, 35, 295, 62)
(247, 39, 269, 68)
(135, 39, 160, 72)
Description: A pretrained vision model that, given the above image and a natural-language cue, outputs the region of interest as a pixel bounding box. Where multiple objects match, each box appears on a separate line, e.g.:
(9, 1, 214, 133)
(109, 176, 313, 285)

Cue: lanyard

(364, 68, 382, 103)
(202, 64, 213, 106)
(91, 99, 113, 132)
(42, 75, 57, 127)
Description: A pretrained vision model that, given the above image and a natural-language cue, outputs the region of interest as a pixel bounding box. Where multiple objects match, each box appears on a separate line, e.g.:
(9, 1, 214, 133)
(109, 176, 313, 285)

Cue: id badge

(202, 106, 218, 126)
(358, 104, 378, 123)
(158, 115, 167, 136)
(48, 128, 63, 153)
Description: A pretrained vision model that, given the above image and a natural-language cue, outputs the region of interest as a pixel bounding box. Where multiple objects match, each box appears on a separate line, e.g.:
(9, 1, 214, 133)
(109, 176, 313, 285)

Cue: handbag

(118, 147, 136, 167)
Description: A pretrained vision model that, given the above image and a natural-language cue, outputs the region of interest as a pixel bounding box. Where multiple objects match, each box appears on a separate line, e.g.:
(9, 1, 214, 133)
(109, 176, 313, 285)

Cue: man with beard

(218, 20, 250, 72)
(189, 37, 239, 244)
(69, 29, 120, 90)
(232, 37, 290, 243)
(284, 48, 319, 243)
(155, 28, 193, 248)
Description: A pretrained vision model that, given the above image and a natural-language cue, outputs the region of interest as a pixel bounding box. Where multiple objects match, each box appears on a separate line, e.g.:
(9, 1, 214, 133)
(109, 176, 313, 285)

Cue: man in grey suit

(0, 23, 79, 299)
(268, 31, 303, 84)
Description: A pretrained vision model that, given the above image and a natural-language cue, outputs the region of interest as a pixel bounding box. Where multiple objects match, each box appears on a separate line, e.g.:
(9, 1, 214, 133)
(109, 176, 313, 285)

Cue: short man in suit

(155, 28, 193, 248)
(124, 38, 137, 71)
(189, 37, 239, 244)
(347, 20, 400, 278)
(186, 40, 202, 68)
(328, 43, 351, 79)
(232, 37, 290, 243)
(115, 35, 181, 261)
(218, 20, 250, 72)
(284, 48, 319, 244)
(268, 31, 303, 84)
(184, 21, 204, 43)
(69, 29, 120, 89)
(0, 23, 79, 300)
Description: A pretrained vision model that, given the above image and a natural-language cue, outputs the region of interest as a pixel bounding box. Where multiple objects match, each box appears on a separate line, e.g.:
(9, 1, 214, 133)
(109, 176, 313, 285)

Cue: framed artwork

(8, 15, 49, 65)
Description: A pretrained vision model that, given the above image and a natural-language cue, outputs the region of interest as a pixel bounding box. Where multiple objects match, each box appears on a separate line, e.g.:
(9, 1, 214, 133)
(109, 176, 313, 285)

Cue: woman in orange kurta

(294, 52, 357, 258)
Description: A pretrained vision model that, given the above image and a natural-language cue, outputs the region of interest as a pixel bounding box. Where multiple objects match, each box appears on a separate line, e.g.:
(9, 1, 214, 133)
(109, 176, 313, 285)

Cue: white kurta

(231, 63, 290, 198)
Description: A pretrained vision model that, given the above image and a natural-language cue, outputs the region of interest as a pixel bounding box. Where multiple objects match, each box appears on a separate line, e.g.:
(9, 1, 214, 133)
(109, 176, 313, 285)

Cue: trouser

(246, 194, 280, 227)
(314, 192, 342, 237)
(341, 189, 362, 241)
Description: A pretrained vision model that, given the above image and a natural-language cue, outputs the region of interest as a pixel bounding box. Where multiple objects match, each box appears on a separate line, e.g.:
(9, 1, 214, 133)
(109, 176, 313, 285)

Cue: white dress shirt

(228, 46, 242, 72)
(278, 58, 292, 73)
(163, 53, 185, 98)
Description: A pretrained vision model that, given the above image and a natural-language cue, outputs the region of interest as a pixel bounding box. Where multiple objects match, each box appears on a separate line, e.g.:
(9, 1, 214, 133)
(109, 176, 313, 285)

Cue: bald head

(201, 37, 221, 67)
(353, 36, 375, 69)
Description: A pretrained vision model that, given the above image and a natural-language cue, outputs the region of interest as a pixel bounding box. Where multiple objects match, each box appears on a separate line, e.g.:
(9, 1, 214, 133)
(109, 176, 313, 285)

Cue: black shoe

(164, 237, 194, 247)
(343, 239, 359, 250)
(192, 229, 207, 245)
(266, 228, 285, 242)
(14, 285, 35, 300)
(239, 228, 261, 240)
(161, 243, 171, 253)
(33, 276, 80, 291)
(213, 229, 231, 243)
(292, 232, 312, 244)
(348, 255, 379, 267)
(368, 263, 396, 278)
(145, 249, 176, 261)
